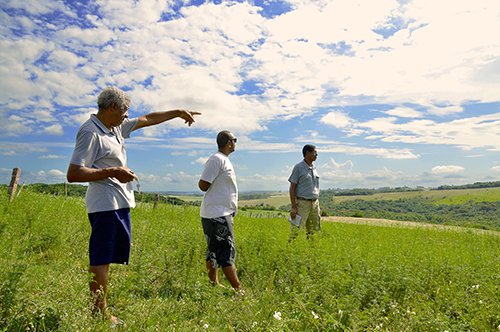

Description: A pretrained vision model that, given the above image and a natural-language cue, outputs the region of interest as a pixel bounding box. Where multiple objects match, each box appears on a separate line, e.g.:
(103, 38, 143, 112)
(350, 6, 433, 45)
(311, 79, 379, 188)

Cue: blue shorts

(201, 215, 236, 269)
(88, 208, 131, 266)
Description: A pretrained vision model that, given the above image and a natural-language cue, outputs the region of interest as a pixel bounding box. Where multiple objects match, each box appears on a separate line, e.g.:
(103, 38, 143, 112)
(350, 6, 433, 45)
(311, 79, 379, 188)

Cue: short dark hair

(302, 144, 316, 157)
(217, 130, 233, 149)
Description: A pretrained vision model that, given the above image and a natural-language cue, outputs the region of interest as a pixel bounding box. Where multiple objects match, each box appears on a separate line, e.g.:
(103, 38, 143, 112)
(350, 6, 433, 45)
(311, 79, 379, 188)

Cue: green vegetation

(25, 183, 194, 206)
(2, 188, 500, 330)
(319, 187, 500, 231)
(434, 181, 500, 190)
(239, 193, 289, 209)
(330, 187, 424, 196)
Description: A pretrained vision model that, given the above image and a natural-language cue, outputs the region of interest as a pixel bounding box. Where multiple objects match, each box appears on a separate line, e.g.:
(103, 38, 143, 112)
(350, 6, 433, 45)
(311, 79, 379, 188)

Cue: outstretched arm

(134, 110, 201, 131)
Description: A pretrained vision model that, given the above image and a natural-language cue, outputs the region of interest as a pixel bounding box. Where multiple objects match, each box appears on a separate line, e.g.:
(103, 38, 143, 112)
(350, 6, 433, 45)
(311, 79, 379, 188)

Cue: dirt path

(322, 216, 498, 235)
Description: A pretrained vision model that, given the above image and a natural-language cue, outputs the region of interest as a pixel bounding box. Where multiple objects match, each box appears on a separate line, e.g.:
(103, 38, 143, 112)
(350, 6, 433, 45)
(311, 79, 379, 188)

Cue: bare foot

(109, 315, 126, 328)
(104, 308, 126, 328)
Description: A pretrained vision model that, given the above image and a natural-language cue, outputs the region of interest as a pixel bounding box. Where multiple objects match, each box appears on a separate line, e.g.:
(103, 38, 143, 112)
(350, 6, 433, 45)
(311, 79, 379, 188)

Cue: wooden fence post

(8, 168, 21, 202)
(154, 193, 160, 208)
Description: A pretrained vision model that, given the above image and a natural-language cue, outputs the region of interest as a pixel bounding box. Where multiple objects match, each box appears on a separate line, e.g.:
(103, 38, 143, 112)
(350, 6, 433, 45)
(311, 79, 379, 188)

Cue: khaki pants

(290, 199, 321, 236)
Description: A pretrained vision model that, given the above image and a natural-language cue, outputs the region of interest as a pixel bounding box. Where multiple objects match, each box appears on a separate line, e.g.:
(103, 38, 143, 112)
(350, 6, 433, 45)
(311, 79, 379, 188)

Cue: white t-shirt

(69, 114, 139, 214)
(200, 151, 238, 218)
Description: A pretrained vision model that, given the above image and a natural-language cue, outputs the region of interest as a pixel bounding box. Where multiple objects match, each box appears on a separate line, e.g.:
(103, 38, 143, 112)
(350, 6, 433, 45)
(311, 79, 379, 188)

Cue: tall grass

(1, 188, 500, 331)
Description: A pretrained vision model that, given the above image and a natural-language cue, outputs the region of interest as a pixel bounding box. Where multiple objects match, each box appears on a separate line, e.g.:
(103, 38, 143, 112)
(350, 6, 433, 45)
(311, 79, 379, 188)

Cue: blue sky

(1, 0, 500, 192)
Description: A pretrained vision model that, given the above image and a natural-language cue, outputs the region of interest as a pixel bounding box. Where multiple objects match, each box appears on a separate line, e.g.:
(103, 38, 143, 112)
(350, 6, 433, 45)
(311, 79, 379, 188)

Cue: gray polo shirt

(70, 114, 139, 214)
(288, 160, 320, 199)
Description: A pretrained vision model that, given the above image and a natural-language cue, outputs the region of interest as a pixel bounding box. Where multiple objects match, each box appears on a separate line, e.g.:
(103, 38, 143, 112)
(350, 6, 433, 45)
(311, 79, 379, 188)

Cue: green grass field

(172, 192, 290, 209)
(2, 188, 500, 331)
(328, 187, 500, 204)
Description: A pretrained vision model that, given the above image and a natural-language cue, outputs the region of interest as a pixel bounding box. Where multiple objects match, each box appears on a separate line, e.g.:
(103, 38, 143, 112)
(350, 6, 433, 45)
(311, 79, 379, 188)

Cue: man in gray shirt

(288, 144, 321, 242)
(67, 86, 200, 325)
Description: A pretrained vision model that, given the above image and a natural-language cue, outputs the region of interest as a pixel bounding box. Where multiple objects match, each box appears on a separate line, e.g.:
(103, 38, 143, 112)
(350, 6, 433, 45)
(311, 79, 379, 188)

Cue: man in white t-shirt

(198, 130, 244, 294)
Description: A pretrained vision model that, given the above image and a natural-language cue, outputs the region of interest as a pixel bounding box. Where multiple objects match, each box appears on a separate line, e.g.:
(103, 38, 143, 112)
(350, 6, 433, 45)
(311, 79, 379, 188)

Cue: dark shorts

(88, 208, 131, 266)
(201, 215, 236, 269)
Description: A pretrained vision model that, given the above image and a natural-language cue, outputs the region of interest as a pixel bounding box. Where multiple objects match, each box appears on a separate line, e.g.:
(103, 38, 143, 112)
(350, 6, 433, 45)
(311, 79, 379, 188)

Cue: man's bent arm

(134, 110, 201, 130)
(67, 164, 135, 184)
(199, 179, 211, 192)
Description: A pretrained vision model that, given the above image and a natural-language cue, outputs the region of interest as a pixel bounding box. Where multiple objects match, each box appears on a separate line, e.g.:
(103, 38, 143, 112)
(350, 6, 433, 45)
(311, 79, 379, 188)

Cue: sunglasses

(229, 138, 237, 143)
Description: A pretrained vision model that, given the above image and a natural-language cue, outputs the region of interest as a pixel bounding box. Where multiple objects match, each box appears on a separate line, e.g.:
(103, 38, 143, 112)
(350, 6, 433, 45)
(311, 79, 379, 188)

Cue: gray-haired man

(67, 86, 200, 325)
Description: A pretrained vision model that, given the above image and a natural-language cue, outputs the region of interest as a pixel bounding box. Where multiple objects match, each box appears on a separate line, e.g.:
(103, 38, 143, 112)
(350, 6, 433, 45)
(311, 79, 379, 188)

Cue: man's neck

(304, 158, 314, 167)
(219, 149, 231, 156)
(95, 111, 112, 130)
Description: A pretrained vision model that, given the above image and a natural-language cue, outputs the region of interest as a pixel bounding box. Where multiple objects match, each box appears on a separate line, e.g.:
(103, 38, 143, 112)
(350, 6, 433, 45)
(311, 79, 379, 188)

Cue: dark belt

(297, 197, 317, 201)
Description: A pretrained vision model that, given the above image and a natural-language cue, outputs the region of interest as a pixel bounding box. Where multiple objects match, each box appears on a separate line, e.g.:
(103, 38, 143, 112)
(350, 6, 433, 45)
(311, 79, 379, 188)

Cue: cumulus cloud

(383, 107, 423, 118)
(48, 169, 65, 176)
(39, 154, 67, 159)
(44, 124, 64, 135)
(320, 111, 355, 128)
(2, 0, 500, 191)
(431, 165, 465, 174)
(319, 158, 363, 182)
(193, 157, 209, 165)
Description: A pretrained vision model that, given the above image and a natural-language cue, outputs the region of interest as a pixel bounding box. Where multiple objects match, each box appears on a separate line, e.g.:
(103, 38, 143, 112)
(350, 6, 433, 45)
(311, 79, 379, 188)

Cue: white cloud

(321, 144, 419, 159)
(364, 167, 406, 182)
(427, 105, 464, 116)
(44, 124, 63, 136)
(39, 155, 67, 159)
(48, 169, 65, 177)
(193, 157, 209, 164)
(3, 0, 500, 139)
(431, 165, 465, 174)
(320, 111, 355, 128)
(2, 0, 500, 191)
(319, 158, 363, 182)
(383, 107, 423, 118)
(48, 49, 87, 69)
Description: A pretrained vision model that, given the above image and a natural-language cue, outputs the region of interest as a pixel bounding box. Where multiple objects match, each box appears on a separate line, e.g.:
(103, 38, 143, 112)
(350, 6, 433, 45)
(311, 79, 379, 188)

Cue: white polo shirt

(200, 151, 238, 218)
(69, 114, 139, 213)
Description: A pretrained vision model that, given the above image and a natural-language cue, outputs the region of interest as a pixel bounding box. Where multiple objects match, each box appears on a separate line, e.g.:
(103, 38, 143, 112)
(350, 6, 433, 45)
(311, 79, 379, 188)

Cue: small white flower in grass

(339, 310, 343, 314)
(203, 323, 209, 329)
(312, 311, 319, 319)
(252, 322, 257, 328)
(274, 311, 282, 320)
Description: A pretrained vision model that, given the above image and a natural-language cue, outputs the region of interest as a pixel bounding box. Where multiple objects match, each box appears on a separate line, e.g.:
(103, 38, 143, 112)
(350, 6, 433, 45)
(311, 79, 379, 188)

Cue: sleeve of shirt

(69, 129, 99, 168)
(120, 118, 139, 138)
(200, 156, 221, 184)
(288, 164, 299, 184)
